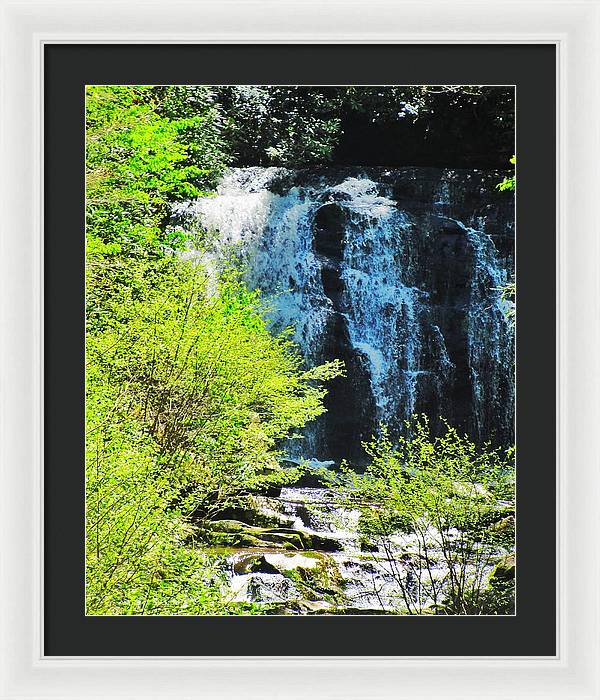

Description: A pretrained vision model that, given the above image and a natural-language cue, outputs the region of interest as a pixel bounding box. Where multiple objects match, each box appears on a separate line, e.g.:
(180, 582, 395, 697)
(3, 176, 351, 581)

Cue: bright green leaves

(85, 85, 344, 615)
(86, 85, 227, 256)
(85, 85, 229, 332)
(345, 416, 515, 614)
(497, 154, 516, 192)
(87, 256, 343, 536)
(86, 259, 343, 614)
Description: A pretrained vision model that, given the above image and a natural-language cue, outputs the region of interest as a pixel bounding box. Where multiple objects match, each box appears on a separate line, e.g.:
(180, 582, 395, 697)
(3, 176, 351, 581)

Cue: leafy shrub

(497, 155, 516, 192)
(86, 362, 230, 615)
(346, 417, 515, 614)
(86, 85, 225, 255)
(89, 259, 342, 514)
(86, 261, 342, 613)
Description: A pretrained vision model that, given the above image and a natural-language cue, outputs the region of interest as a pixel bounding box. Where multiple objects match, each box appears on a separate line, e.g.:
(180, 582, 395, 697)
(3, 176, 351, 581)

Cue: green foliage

(86, 382, 226, 615)
(86, 85, 227, 255)
(152, 85, 230, 184)
(217, 86, 343, 166)
(346, 417, 515, 615)
(86, 258, 342, 613)
(497, 154, 516, 192)
(216, 85, 513, 168)
(89, 259, 342, 516)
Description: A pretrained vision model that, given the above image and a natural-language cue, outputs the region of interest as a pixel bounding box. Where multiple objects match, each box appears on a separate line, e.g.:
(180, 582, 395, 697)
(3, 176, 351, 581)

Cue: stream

(215, 482, 504, 615)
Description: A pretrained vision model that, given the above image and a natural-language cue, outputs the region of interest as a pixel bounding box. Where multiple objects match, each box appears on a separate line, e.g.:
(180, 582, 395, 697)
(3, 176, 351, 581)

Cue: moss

(280, 553, 345, 602)
(490, 552, 515, 581)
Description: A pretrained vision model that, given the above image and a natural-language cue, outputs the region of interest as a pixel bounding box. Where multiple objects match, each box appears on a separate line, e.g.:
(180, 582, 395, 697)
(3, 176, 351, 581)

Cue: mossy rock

(327, 606, 395, 615)
(279, 552, 345, 600)
(231, 551, 345, 606)
(489, 515, 515, 533)
(233, 553, 279, 575)
(214, 496, 295, 529)
(308, 533, 343, 552)
(205, 519, 242, 533)
(258, 530, 306, 549)
(203, 519, 342, 552)
(286, 600, 335, 614)
(487, 516, 515, 548)
(201, 520, 298, 549)
(478, 507, 515, 530)
(490, 552, 516, 581)
(202, 520, 302, 550)
(360, 538, 379, 553)
(206, 530, 293, 550)
(234, 550, 345, 601)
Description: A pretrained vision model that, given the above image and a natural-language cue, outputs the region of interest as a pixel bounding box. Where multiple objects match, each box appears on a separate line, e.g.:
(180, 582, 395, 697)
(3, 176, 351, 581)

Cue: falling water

(171, 166, 515, 464)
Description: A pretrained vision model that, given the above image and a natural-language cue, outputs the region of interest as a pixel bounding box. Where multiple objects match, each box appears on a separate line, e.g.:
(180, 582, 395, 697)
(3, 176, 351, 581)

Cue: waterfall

(171, 166, 515, 464)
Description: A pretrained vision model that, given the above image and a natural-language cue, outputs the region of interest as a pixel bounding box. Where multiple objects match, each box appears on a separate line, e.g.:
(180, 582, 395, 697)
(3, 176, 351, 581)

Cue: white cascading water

(171, 166, 514, 462)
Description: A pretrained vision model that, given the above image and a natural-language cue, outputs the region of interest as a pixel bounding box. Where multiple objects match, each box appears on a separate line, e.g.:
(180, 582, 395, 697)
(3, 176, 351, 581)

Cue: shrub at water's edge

(344, 416, 515, 615)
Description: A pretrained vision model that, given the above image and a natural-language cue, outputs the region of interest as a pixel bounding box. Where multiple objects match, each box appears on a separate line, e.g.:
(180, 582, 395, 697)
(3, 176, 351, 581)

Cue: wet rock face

(313, 203, 377, 463)
(174, 167, 515, 464)
(313, 204, 346, 260)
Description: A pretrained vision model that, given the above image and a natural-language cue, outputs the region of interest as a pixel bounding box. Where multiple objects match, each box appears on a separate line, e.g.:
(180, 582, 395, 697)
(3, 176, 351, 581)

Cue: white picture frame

(1, 0, 598, 697)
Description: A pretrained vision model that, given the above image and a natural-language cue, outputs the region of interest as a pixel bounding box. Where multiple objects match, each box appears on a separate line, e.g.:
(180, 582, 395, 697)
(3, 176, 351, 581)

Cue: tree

(86, 86, 219, 253)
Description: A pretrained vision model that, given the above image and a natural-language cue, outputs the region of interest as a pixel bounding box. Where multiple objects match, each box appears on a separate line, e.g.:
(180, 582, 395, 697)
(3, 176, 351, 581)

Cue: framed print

(1, 1, 599, 699)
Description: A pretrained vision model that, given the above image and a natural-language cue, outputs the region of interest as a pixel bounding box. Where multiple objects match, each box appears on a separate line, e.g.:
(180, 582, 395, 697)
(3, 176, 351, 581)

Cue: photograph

(85, 84, 516, 617)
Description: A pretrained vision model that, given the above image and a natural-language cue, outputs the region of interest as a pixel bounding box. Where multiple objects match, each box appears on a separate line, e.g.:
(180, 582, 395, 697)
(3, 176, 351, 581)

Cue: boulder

(233, 553, 282, 576)
(258, 530, 306, 549)
(327, 606, 394, 615)
(490, 552, 516, 581)
(304, 532, 344, 552)
(489, 515, 515, 534)
(208, 519, 252, 533)
(360, 539, 379, 553)
(212, 496, 296, 529)
(229, 550, 345, 607)
(290, 600, 334, 614)
(207, 530, 293, 550)
(238, 573, 302, 604)
(233, 551, 344, 600)
(202, 520, 298, 549)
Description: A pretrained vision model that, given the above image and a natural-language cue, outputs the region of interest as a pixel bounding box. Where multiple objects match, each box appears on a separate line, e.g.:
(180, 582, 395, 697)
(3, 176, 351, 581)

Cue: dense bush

(86, 377, 228, 615)
(86, 86, 224, 254)
(86, 260, 341, 614)
(89, 261, 342, 517)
